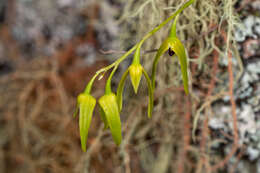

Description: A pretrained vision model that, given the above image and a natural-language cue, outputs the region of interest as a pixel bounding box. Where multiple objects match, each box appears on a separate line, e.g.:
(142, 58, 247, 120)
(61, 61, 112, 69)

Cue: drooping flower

(117, 43, 154, 118)
(152, 14, 189, 94)
(98, 67, 122, 145)
(74, 93, 96, 152)
(99, 93, 122, 145)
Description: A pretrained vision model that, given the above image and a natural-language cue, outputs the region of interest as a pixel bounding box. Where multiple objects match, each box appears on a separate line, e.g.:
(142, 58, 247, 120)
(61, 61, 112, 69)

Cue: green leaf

(77, 94, 96, 152)
(99, 93, 122, 145)
(116, 69, 129, 112)
(142, 68, 154, 118)
(152, 38, 170, 89)
(168, 37, 189, 94)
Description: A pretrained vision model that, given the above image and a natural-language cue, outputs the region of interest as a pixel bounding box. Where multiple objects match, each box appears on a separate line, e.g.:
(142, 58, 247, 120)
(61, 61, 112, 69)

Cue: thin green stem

(85, 0, 194, 92)
(133, 42, 142, 64)
(140, 0, 194, 43)
(169, 14, 179, 38)
(105, 66, 118, 94)
(84, 73, 99, 94)
(97, 0, 193, 73)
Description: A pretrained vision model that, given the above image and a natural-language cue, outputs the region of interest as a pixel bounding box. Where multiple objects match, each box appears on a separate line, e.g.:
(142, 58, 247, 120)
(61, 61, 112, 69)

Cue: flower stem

(84, 73, 99, 94)
(169, 14, 179, 38)
(105, 66, 118, 94)
(132, 42, 142, 64)
(84, 0, 194, 92)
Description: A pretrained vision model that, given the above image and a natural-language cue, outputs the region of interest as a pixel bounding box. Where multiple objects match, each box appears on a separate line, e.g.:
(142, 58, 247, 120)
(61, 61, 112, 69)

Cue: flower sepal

(75, 93, 96, 152)
(129, 63, 143, 94)
(152, 15, 189, 94)
(99, 93, 122, 145)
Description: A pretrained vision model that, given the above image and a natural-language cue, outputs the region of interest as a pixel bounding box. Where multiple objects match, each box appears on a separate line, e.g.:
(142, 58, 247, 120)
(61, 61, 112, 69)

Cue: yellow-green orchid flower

(74, 93, 96, 152)
(117, 43, 153, 118)
(152, 15, 189, 94)
(99, 93, 122, 145)
(129, 63, 143, 94)
(98, 67, 122, 145)
(74, 0, 195, 151)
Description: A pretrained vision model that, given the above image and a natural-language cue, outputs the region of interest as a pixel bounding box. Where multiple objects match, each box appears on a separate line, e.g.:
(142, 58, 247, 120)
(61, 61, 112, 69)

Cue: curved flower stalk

(74, 0, 195, 151)
(98, 67, 122, 145)
(152, 15, 189, 94)
(117, 43, 154, 118)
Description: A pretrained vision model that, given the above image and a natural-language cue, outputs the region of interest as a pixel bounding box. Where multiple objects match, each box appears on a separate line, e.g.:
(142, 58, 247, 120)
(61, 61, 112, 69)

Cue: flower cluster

(74, 0, 194, 151)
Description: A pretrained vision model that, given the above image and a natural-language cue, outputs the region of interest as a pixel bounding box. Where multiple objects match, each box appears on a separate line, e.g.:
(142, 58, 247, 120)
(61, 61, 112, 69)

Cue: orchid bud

(129, 64, 143, 94)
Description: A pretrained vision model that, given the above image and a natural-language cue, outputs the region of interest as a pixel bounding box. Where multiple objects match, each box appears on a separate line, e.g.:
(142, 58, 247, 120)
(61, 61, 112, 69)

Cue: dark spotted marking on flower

(168, 48, 175, 56)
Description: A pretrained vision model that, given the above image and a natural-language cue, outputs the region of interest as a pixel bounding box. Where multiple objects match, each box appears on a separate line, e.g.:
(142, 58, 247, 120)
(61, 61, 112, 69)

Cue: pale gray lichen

(234, 15, 260, 42)
(209, 9, 260, 168)
(11, 0, 120, 61)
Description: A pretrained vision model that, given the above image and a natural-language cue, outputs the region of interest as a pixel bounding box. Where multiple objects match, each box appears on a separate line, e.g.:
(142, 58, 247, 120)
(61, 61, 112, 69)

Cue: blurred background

(0, 0, 260, 172)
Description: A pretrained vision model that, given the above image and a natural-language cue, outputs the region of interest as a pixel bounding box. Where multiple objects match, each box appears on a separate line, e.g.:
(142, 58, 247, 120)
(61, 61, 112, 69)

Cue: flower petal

(77, 94, 96, 152)
(142, 68, 154, 118)
(152, 38, 170, 89)
(99, 107, 109, 129)
(116, 69, 129, 111)
(129, 64, 143, 94)
(168, 37, 189, 94)
(73, 102, 79, 118)
(99, 93, 122, 145)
